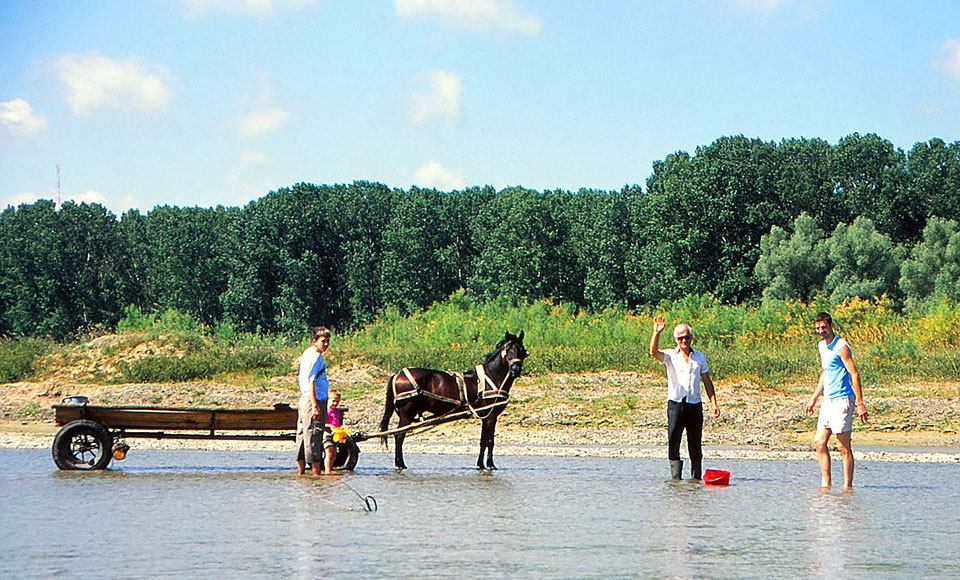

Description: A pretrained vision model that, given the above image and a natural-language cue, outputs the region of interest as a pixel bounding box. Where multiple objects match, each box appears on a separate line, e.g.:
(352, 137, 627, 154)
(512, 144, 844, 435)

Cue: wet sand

(5, 420, 957, 463)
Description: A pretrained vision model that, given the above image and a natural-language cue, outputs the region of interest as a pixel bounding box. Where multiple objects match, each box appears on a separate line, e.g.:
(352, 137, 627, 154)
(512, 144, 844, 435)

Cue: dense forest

(3, 133, 960, 338)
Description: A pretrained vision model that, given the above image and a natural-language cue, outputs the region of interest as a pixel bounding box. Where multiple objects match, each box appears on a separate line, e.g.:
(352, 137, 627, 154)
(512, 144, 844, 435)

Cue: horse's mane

(482, 337, 510, 364)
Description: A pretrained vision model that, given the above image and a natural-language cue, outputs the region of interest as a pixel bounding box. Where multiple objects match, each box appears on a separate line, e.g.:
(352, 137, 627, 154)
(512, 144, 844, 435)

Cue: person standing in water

(296, 326, 330, 476)
(805, 312, 868, 489)
(649, 315, 720, 480)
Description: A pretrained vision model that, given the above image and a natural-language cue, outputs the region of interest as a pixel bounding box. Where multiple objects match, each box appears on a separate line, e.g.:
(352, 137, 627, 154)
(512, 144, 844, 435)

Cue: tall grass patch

(342, 293, 960, 387)
(0, 337, 55, 383)
(113, 307, 294, 383)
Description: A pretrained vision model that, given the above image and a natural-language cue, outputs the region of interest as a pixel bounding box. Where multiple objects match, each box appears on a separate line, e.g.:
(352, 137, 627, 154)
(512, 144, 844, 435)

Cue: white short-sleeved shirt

(298, 347, 328, 400)
(659, 348, 709, 403)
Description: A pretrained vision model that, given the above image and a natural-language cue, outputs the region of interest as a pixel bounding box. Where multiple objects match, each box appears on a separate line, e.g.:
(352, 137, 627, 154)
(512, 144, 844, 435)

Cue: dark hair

(312, 326, 331, 341)
(813, 312, 833, 325)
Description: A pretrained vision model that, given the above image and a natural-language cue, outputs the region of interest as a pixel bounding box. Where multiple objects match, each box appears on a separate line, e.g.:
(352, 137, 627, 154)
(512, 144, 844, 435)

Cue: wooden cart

(51, 396, 360, 471)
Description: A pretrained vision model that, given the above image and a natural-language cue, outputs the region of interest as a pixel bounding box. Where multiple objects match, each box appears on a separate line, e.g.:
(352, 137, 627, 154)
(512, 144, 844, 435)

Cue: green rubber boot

(670, 460, 683, 480)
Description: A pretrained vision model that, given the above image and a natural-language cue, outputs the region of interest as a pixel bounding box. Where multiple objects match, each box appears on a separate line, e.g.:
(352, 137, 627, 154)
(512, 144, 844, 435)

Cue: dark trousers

(667, 400, 703, 462)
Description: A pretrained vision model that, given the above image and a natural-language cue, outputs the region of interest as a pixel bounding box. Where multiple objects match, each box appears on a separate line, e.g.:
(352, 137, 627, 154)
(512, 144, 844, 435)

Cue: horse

(378, 331, 528, 470)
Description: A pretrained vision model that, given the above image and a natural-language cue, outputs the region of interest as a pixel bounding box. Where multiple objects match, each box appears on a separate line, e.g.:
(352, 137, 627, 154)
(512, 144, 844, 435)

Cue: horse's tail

(378, 374, 397, 450)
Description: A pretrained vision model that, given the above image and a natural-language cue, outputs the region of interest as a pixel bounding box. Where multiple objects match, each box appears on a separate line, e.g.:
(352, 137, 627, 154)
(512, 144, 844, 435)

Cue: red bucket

(703, 469, 730, 486)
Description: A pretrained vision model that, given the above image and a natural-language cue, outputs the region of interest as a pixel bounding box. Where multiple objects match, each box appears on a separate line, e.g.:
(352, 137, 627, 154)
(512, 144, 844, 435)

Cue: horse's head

(499, 330, 528, 379)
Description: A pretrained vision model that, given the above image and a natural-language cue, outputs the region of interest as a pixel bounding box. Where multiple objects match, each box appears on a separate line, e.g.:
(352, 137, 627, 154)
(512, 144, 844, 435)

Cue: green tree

(322, 181, 393, 327)
(0, 200, 137, 336)
(380, 187, 457, 313)
(621, 184, 652, 307)
(775, 137, 837, 228)
(906, 138, 960, 224)
(638, 136, 780, 303)
(755, 213, 829, 301)
(437, 186, 495, 291)
(899, 216, 960, 302)
(467, 187, 569, 303)
(222, 184, 345, 334)
(143, 206, 234, 325)
(830, 133, 918, 242)
(563, 188, 629, 309)
(823, 216, 904, 302)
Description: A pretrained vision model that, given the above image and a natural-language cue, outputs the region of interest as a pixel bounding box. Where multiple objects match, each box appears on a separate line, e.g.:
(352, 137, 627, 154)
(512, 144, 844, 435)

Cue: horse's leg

(477, 418, 492, 470)
(395, 414, 411, 470)
(485, 418, 499, 470)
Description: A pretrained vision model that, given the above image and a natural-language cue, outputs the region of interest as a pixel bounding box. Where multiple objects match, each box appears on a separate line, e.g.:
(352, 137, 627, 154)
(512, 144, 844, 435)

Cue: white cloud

(71, 190, 109, 205)
(413, 161, 466, 190)
(183, 0, 316, 18)
(407, 69, 463, 126)
(2, 191, 42, 208)
(395, 0, 541, 35)
(52, 52, 171, 115)
(935, 38, 960, 83)
(0, 98, 48, 137)
(232, 72, 289, 140)
(237, 107, 289, 140)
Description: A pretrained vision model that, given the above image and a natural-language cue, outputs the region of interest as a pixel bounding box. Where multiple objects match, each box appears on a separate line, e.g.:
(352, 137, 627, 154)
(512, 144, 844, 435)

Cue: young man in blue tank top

(804, 312, 868, 488)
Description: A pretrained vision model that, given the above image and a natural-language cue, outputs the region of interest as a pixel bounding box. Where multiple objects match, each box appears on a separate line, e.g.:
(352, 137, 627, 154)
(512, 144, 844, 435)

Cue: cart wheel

(333, 440, 360, 471)
(52, 420, 114, 470)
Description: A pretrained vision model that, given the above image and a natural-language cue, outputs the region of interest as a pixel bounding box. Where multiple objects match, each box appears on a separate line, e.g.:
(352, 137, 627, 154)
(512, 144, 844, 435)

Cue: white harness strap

(396, 367, 463, 406)
(393, 367, 421, 401)
(463, 361, 512, 418)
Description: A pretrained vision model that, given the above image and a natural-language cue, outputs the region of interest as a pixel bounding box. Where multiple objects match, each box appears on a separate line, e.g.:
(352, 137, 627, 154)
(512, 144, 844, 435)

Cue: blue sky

(2, 0, 960, 215)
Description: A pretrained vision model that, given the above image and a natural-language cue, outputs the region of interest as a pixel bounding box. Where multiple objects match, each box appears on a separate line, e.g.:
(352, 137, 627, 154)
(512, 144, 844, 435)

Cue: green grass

(6, 295, 960, 388)
(116, 344, 290, 383)
(0, 337, 55, 383)
(340, 293, 960, 388)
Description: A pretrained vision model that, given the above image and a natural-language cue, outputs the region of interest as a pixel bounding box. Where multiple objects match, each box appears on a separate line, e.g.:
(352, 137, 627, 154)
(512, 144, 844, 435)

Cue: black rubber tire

(52, 420, 114, 470)
(333, 440, 360, 471)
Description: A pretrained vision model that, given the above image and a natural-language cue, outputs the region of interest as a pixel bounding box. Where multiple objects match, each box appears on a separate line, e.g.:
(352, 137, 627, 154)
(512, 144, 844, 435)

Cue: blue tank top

(818, 336, 853, 399)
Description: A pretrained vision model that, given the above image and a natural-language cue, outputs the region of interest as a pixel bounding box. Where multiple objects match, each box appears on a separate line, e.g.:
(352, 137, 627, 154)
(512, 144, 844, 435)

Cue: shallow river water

(2, 448, 959, 579)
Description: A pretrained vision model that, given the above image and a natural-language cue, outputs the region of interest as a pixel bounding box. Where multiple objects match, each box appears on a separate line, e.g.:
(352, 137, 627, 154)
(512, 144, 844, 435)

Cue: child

(323, 390, 343, 474)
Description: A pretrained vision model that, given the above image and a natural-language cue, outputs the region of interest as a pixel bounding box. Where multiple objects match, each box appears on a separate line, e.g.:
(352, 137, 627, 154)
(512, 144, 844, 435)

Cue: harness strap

(395, 367, 462, 406)
(475, 364, 511, 400)
(393, 368, 420, 401)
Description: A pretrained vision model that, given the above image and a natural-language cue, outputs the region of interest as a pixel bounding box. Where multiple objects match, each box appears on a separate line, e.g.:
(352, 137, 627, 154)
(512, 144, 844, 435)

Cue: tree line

(2, 133, 960, 338)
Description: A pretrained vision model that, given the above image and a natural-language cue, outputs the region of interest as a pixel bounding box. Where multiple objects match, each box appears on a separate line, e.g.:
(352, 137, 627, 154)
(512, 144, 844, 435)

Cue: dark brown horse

(378, 331, 528, 470)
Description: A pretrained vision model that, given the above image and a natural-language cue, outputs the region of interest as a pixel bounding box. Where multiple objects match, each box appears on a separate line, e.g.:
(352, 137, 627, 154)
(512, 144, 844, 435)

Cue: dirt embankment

(2, 334, 958, 459)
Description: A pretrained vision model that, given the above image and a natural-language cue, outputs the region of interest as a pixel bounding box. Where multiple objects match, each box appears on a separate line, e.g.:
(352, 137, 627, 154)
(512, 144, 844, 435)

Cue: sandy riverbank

(2, 367, 958, 464)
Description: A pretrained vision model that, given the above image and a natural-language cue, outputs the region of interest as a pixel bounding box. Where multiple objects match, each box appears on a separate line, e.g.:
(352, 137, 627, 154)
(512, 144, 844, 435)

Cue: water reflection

(806, 489, 859, 578)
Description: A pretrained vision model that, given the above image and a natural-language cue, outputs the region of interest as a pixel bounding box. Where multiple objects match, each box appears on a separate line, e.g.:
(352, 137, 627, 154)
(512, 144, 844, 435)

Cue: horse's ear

(518, 330, 524, 342)
(504, 331, 513, 341)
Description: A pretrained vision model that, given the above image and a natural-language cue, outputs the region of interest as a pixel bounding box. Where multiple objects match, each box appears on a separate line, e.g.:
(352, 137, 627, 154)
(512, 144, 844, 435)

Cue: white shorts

(817, 395, 855, 434)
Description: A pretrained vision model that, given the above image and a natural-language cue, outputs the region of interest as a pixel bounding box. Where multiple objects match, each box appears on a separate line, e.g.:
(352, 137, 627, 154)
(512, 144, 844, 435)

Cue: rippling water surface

(2, 448, 958, 579)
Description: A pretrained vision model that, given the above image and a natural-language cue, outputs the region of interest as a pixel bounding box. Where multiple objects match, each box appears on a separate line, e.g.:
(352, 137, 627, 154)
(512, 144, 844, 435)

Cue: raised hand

(653, 314, 666, 334)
